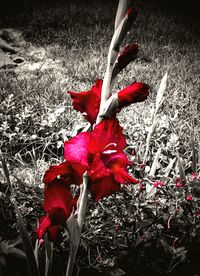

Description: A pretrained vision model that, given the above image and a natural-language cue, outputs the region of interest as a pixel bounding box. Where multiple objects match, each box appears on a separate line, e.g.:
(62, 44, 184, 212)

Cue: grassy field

(0, 0, 200, 275)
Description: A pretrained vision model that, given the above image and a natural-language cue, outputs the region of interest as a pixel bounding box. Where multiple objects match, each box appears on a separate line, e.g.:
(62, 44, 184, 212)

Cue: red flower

(118, 82, 149, 108)
(191, 172, 199, 181)
(37, 216, 59, 242)
(117, 44, 138, 70)
(186, 195, 193, 201)
(64, 132, 90, 171)
(36, 180, 76, 241)
(67, 79, 103, 124)
(68, 80, 149, 124)
(154, 180, 164, 188)
(175, 176, 185, 188)
(64, 118, 138, 201)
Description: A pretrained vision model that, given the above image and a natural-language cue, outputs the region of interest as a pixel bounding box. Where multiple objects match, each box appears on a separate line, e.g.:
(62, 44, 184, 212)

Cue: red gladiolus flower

(68, 80, 149, 123)
(67, 79, 103, 124)
(117, 44, 138, 70)
(64, 118, 138, 201)
(36, 180, 76, 241)
(118, 82, 149, 108)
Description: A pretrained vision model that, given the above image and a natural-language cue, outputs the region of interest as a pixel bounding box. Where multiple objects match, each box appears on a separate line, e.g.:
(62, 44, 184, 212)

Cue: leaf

(44, 237, 53, 276)
(0, 156, 40, 276)
(7, 247, 26, 259)
(67, 213, 81, 248)
(77, 173, 89, 228)
(146, 183, 157, 199)
(176, 152, 186, 185)
(155, 72, 168, 115)
(164, 157, 176, 177)
(66, 213, 81, 276)
(149, 147, 161, 177)
(110, 268, 126, 276)
(191, 129, 197, 173)
(15, 205, 40, 276)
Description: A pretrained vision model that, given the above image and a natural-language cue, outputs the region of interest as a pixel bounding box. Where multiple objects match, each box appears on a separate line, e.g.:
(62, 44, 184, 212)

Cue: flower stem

(66, 246, 77, 276)
(97, 0, 129, 124)
(66, 173, 89, 276)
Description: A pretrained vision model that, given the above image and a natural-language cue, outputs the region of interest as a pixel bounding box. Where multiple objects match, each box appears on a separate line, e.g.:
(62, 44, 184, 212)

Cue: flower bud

(117, 82, 149, 108)
(126, 7, 138, 28)
(117, 44, 139, 70)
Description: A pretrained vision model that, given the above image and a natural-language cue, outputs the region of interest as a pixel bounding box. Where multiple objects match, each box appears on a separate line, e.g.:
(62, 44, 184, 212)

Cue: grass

(0, 0, 200, 275)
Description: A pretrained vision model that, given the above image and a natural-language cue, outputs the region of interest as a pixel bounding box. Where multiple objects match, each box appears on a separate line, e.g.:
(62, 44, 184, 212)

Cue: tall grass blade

(143, 120, 157, 163)
(164, 157, 176, 177)
(176, 152, 186, 185)
(191, 129, 197, 173)
(44, 237, 53, 276)
(15, 207, 40, 276)
(0, 155, 40, 276)
(149, 148, 161, 177)
(34, 238, 39, 267)
(155, 72, 168, 116)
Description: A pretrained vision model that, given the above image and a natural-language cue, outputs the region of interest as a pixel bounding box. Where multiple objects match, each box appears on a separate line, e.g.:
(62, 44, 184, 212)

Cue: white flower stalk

(115, 0, 129, 30)
(97, 2, 134, 123)
(66, 1, 136, 275)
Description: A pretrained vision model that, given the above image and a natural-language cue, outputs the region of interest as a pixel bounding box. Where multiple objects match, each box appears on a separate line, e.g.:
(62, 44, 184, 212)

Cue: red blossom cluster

(68, 80, 149, 125)
(37, 118, 142, 240)
(37, 82, 149, 241)
(36, 6, 150, 241)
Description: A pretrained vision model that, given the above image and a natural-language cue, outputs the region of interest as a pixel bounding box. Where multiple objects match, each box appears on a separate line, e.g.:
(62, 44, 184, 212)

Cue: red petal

(36, 216, 51, 240)
(103, 152, 132, 168)
(43, 162, 78, 185)
(47, 225, 60, 242)
(43, 181, 73, 225)
(113, 168, 138, 184)
(88, 153, 110, 181)
(126, 7, 138, 25)
(36, 216, 60, 242)
(91, 175, 120, 201)
(64, 132, 90, 174)
(118, 82, 149, 108)
(117, 44, 138, 70)
(89, 118, 126, 154)
(102, 152, 138, 184)
(67, 79, 103, 124)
